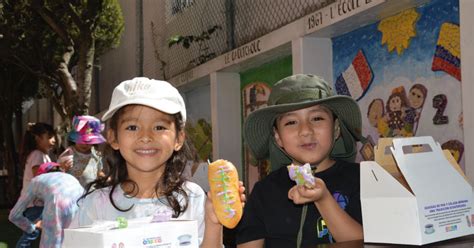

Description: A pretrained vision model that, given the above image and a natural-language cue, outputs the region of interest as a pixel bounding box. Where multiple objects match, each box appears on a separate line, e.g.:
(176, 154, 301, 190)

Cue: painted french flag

(335, 50, 373, 101)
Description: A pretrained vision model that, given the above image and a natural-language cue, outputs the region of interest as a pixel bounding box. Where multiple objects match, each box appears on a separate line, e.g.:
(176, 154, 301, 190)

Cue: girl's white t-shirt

(21, 149, 51, 197)
(72, 181, 206, 244)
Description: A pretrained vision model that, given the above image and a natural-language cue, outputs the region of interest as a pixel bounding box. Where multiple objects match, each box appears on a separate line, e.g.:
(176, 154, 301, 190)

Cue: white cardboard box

(361, 136, 474, 245)
(63, 219, 198, 248)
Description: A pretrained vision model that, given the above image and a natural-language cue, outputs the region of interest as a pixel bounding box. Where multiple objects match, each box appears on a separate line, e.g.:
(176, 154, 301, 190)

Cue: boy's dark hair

(19, 122, 55, 170)
(79, 108, 190, 218)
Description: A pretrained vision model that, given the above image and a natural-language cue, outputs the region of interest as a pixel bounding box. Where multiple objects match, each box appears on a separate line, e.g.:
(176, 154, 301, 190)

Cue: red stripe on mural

(353, 50, 372, 89)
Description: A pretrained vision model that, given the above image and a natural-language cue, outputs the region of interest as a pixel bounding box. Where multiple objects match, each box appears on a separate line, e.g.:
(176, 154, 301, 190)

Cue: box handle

(401, 143, 433, 155)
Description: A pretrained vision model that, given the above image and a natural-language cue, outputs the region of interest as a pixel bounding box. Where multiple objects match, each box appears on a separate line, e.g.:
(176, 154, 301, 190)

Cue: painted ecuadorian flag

(432, 22, 460, 81)
(335, 50, 373, 101)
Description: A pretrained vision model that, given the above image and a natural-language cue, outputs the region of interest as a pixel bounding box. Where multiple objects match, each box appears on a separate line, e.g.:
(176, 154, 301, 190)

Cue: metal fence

(163, 0, 336, 79)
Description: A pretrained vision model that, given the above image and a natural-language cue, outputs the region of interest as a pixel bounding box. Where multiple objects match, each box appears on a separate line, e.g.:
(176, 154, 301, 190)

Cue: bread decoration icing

(208, 159, 243, 228)
(287, 163, 315, 188)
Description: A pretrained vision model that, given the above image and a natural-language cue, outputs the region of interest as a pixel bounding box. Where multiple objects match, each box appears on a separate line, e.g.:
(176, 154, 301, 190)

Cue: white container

(361, 136, 474, 245)
(63, 218, 198, 248)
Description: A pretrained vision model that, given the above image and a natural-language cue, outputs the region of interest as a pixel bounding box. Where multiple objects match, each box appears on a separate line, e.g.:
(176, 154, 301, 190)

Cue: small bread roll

(208, 159, 243, 228)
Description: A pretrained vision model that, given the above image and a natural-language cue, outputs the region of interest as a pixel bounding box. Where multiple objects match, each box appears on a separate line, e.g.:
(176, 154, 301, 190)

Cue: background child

(15, 122, 56, 247)
(9, 162, 84, 248)
(237, 74, 365, 247)
(58, 115, 106, 188)
(71, 77, 244, 247)
(19, 122, 56, 195)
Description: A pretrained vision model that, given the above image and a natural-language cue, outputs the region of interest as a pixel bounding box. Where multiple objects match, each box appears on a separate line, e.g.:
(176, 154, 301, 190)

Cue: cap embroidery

(124, 80, 152, 95)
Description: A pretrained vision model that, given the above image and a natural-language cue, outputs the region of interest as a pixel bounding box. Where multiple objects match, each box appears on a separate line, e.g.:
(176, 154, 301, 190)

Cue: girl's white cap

(101, 77, 186, 123)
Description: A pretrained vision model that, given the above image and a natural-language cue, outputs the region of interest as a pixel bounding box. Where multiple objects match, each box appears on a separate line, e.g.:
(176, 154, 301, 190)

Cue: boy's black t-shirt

(236, 160, 362, 248)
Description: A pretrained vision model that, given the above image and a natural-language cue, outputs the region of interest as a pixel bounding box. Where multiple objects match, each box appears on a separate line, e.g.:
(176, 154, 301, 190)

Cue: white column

(210, 72, 243, 176)
(292, 37, 333, 83)
(460, 0, 474, 185)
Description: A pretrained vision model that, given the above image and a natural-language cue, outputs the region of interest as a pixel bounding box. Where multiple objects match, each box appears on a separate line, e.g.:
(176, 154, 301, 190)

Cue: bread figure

(287, 163, 315, 189)
(208, 159, 243, 228)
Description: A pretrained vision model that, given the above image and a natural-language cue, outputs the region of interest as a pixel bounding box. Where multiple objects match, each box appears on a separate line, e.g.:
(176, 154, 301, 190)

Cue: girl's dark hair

(19, 122, 55, 170)
(79, 108, 190, 218)
(386, 92, 408, 113)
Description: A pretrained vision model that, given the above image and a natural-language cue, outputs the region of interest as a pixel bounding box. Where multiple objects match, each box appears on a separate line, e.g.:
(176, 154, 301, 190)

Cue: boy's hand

(288, 177, 329, 204)
(205, 181, 246, 225)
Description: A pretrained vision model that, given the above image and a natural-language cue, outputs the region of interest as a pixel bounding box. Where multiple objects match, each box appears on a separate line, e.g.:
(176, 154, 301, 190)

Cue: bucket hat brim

(68, 133, 107, 145)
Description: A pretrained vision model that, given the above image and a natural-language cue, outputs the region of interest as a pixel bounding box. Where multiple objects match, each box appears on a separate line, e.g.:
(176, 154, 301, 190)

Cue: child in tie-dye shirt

(9, 162, 84, 248)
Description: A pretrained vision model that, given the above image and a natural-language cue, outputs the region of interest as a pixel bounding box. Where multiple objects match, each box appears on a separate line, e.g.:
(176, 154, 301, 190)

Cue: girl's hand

(59, 158, 73, 171)
(58, 148, 74, 171)
(205, 181, 246, 225)
(34, 220, 42, 230)
(288, 177, 328, 204)
(205, 191, 219, 224)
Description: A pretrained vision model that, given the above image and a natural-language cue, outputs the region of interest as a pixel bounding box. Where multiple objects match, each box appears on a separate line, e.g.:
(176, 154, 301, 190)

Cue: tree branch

(66, 2, 85, 31)
(32, 0, 73, 45)
(87, 0, 104, 31)
(7, 56, 44, 79)
(57, 45, 77, 98)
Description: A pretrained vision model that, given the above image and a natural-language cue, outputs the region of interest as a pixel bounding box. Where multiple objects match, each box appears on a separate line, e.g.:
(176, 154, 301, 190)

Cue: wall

(164, 0, 228, 78)
(240, 55, 292, 191)
(143, 0, 166, 79)
(332, 0, 464, 169)
(97, 0, 139, 113)
(182, 82, 212, 162)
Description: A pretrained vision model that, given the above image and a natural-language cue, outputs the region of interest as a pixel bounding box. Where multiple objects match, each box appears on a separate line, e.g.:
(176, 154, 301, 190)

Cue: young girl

(58, 115, 106, 188)
(72, 77, 244, 247)
(19, 122, 56, 194)
(15, 122, 56, 247)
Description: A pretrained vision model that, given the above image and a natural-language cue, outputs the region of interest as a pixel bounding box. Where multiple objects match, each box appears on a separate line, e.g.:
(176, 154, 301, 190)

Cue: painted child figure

(71, 77, 245, 247)
(9, 162, 84, 248)
(58, 115, 106, 188)
(237, 74, 365, 247)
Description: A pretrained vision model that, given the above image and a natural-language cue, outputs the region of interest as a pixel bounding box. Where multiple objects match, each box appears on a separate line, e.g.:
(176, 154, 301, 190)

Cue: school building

(22, 0, 474, 191)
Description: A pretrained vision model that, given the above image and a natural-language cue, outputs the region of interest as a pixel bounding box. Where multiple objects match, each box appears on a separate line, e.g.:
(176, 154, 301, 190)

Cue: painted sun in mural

(378, 9, 420, 55)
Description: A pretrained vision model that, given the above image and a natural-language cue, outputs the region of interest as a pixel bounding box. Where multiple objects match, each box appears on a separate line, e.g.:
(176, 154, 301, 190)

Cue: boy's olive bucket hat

(244, 74, 365, 168)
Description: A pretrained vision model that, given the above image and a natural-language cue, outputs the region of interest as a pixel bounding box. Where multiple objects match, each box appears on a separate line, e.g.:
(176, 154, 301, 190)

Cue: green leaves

(167, 25, 222, 66)
(185, 119, 212, 161)
(168, 25, 221, 49)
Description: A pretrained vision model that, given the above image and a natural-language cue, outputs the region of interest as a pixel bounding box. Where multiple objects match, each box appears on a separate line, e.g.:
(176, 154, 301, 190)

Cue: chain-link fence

(163, 0, 336, 79)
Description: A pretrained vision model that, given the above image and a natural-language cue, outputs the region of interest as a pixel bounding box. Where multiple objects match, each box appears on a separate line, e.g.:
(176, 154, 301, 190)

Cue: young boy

(237, 74, 365, 247)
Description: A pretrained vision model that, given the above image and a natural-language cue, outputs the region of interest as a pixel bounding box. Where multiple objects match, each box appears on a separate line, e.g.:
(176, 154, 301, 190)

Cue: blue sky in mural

(332, 0, 459, 86)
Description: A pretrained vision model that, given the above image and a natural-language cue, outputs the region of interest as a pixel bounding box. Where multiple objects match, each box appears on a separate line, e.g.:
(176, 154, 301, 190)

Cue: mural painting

(332, 0, 464, 169)
(240, 56, 292, 191)
(181, 85, 213, 191)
